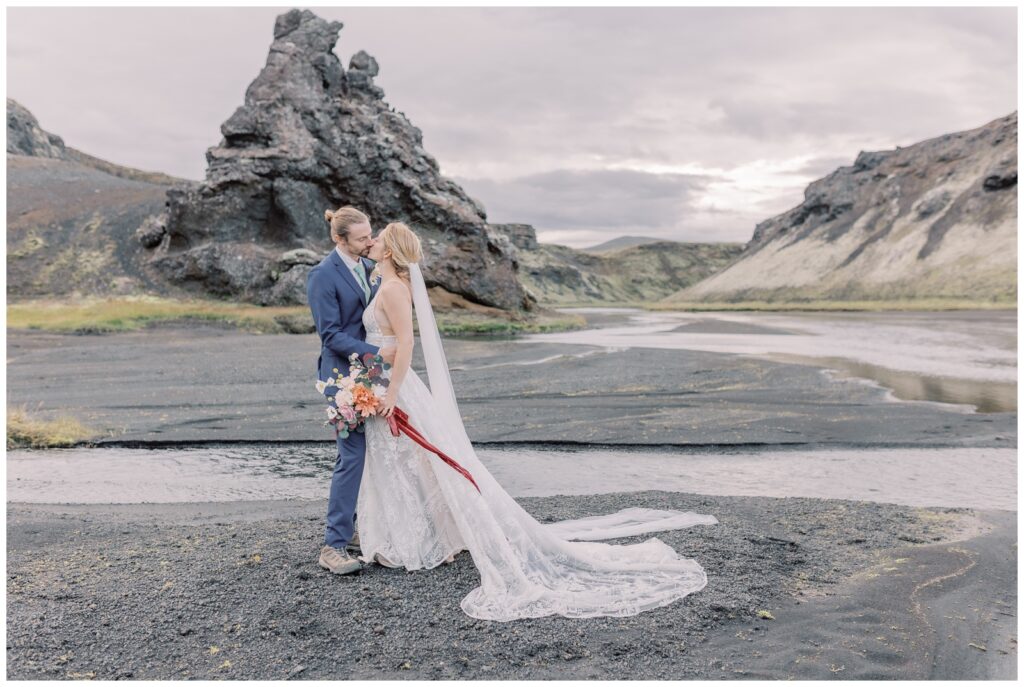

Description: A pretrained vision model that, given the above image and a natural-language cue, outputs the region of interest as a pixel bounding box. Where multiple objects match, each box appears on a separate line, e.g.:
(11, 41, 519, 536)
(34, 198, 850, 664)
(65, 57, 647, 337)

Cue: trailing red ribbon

(385, 407, 481, 493)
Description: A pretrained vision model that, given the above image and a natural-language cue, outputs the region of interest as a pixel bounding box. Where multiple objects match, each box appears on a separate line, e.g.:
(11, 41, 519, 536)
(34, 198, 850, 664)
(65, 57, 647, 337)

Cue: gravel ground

(6, 490, 993, 680)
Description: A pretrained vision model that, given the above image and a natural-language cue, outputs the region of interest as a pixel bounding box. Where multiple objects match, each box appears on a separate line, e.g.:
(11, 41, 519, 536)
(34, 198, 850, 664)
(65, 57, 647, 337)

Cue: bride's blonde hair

(377, 222, 422, 280)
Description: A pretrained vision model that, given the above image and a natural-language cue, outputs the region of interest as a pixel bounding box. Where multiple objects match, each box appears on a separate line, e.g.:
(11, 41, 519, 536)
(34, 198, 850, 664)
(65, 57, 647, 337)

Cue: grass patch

(7, 296, 588, 337)
(435, 311, 587, 336)
(647, 297, 1017, 312)
(7, 405, 103, 449)
(7, 296, 310, 334)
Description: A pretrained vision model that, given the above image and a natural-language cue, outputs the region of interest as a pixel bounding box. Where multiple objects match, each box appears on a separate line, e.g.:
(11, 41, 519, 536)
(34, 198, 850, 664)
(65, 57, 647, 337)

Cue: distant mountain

(669, 111, 1017, 304)
(585, 235, 665, 253)
(490, 224, 744, 304)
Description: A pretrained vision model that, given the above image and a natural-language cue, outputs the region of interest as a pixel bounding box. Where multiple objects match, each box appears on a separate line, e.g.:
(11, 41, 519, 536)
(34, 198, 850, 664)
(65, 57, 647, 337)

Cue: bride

(353, 222, 718, 621)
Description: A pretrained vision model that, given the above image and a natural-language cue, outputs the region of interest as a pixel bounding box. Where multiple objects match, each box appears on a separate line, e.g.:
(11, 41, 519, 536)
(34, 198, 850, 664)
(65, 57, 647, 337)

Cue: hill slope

(585, 235, 665, 253)
(7, 98, 196, 299)
(669, 112, 1017, 304)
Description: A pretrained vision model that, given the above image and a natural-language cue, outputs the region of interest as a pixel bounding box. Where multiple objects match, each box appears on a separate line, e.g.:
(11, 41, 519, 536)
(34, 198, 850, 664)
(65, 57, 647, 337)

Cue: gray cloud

(456, 169, 759, 247)
(459, 168, 710, 227)
(6, 6, 1017, 247)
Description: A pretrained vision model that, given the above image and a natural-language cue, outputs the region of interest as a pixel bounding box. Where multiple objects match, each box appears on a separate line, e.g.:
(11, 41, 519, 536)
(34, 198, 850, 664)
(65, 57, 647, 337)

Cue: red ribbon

(385, 407, 481, 493)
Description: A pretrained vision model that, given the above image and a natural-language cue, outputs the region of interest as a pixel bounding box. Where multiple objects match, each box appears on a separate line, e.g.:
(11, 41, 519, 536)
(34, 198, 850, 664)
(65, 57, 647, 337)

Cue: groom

(307, 206, 396, 575)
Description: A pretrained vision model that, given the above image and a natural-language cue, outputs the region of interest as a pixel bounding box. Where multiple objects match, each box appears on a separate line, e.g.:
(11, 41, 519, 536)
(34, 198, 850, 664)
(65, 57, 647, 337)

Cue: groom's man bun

(325, 206, 370, 239)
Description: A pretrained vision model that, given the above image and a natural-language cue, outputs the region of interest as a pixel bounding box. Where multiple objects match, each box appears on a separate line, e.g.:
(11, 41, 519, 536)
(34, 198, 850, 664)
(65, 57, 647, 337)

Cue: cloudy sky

(6, 6, 1017, 248)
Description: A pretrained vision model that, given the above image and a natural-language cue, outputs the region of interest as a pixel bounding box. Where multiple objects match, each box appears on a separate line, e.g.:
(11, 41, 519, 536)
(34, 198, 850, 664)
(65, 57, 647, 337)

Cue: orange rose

(352, 385, 379, 418)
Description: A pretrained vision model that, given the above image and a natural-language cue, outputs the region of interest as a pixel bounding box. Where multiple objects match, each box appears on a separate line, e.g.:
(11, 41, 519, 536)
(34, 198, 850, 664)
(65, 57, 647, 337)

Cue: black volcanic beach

(5, 308, 1018, 680)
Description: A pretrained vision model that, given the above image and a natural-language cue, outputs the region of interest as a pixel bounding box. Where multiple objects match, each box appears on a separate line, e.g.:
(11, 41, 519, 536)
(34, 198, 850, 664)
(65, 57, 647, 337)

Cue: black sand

(5, 324, 1015, 447)
(6, 493, 1014, 680)
(5, 315, 1018, 679)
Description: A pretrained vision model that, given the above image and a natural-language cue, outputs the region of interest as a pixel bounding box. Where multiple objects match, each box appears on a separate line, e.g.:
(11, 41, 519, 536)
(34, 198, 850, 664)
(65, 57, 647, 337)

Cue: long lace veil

(408, 263, 462, 431)
(406, 262, 719, 542)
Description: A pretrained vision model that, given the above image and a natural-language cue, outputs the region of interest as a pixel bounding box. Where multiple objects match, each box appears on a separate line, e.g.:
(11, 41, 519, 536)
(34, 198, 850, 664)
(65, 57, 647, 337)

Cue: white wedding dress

(354, 264, 718, 621)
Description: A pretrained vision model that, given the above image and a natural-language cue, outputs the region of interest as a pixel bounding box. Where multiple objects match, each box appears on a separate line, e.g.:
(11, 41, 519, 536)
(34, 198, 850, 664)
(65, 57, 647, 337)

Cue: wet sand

(697, 508, 1017, 679)
(6, 444, 1017, 511)
(5, 322, 1016, 446)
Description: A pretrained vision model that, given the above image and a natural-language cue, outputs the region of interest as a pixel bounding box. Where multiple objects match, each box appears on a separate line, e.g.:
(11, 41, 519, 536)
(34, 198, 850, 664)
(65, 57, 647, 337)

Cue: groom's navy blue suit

(307, 248, 380, 550)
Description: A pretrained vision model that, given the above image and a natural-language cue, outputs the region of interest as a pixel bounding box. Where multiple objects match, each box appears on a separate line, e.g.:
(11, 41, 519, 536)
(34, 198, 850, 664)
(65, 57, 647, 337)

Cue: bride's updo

(379, 222, 422, 279)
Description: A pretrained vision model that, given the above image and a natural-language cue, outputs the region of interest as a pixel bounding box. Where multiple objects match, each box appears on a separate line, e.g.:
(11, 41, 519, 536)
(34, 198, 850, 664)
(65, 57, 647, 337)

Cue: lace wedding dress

(355, 264, 719, 621)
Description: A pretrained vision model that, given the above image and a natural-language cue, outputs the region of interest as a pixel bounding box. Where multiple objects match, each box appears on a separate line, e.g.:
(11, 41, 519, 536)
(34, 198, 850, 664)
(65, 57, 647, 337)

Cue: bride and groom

(306, 206, 719, 621)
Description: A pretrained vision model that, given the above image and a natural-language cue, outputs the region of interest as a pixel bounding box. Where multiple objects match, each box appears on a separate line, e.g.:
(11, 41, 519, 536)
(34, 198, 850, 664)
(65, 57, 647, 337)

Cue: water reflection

(534, 309, 1017, 413)
(764, 353, 1017, 413)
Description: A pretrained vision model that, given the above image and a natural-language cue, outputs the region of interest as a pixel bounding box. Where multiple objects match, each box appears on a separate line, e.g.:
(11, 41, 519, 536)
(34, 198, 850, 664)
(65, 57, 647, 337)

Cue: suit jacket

(306, 249, 381, 382)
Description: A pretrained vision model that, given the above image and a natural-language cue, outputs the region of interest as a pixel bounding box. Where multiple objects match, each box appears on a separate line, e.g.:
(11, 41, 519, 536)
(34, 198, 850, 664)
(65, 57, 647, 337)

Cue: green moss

(435, 312, 587, 337)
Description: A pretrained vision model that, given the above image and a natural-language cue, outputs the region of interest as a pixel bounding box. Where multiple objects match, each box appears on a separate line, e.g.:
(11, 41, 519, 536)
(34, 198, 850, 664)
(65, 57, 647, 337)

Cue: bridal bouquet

(314, 352, 481, 493)
(315, 352, 391, 438)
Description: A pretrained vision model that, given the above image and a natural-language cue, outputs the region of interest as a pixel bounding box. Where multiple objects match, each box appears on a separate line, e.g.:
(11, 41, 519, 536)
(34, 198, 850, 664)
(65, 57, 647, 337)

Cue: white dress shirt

(335, 245, 373, 302)
(335, 245, 364, 273)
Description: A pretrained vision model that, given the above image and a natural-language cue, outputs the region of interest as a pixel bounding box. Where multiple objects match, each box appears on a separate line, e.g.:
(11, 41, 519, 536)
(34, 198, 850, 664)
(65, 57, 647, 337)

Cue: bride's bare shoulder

(379, 277, 412, 299)
(378, 278, 413, 312)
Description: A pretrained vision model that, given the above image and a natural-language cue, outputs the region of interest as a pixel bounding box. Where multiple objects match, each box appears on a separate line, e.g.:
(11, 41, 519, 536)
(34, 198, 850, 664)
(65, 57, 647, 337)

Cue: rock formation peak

(147, 8, 530, 310)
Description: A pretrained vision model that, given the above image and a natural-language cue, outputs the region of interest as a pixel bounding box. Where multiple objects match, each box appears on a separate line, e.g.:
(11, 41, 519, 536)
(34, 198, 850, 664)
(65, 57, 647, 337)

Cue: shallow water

(526, 309, 1017, 412)
(7, 445, 1016, 511)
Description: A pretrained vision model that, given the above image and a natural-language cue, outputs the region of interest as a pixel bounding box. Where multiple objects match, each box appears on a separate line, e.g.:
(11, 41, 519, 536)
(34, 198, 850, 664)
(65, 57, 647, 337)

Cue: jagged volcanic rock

(149, 9, 530, 310)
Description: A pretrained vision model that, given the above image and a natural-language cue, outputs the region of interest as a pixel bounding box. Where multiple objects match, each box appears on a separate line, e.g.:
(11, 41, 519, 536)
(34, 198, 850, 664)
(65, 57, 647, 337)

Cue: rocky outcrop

(147, 9, 530, 310)
(670, 111, 1018, 303)
(7, 98, 66, 158)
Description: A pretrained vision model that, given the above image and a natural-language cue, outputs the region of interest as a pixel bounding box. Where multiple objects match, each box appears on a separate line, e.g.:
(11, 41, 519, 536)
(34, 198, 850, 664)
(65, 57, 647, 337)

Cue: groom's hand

(379, 345, 397, 364)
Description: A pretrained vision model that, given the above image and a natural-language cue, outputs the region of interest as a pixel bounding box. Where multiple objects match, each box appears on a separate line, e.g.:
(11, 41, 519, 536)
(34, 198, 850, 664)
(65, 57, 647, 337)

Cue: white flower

(371, 383, 388, 399)
(339, 376, 355, 391)
(349, 353, 359, 362)
(315, 377, 336, 394)
(336, 388, 354, 407)
(326, 406, 338, 419)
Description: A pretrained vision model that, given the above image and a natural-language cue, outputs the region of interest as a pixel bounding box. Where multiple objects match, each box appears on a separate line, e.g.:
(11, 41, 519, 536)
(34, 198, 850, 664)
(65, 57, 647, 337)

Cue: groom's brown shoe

(319, 545, 361, 575)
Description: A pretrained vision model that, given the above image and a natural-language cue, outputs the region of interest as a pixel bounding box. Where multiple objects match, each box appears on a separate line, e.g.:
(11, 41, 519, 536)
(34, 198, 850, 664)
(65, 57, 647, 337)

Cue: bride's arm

(378, 282, 414, 417)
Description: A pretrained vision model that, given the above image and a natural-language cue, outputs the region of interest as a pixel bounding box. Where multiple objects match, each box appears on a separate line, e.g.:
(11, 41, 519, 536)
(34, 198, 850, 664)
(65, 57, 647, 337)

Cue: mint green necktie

(353, 262, 371, 302)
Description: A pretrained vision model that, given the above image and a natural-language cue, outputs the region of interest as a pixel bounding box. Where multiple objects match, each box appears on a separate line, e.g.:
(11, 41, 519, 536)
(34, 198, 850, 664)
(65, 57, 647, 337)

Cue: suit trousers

(324, 427, 366, 549)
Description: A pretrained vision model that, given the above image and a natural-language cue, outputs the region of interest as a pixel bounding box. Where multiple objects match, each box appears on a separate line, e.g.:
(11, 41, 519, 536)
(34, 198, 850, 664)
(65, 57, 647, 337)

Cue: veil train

(398, 262, 718, 620)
